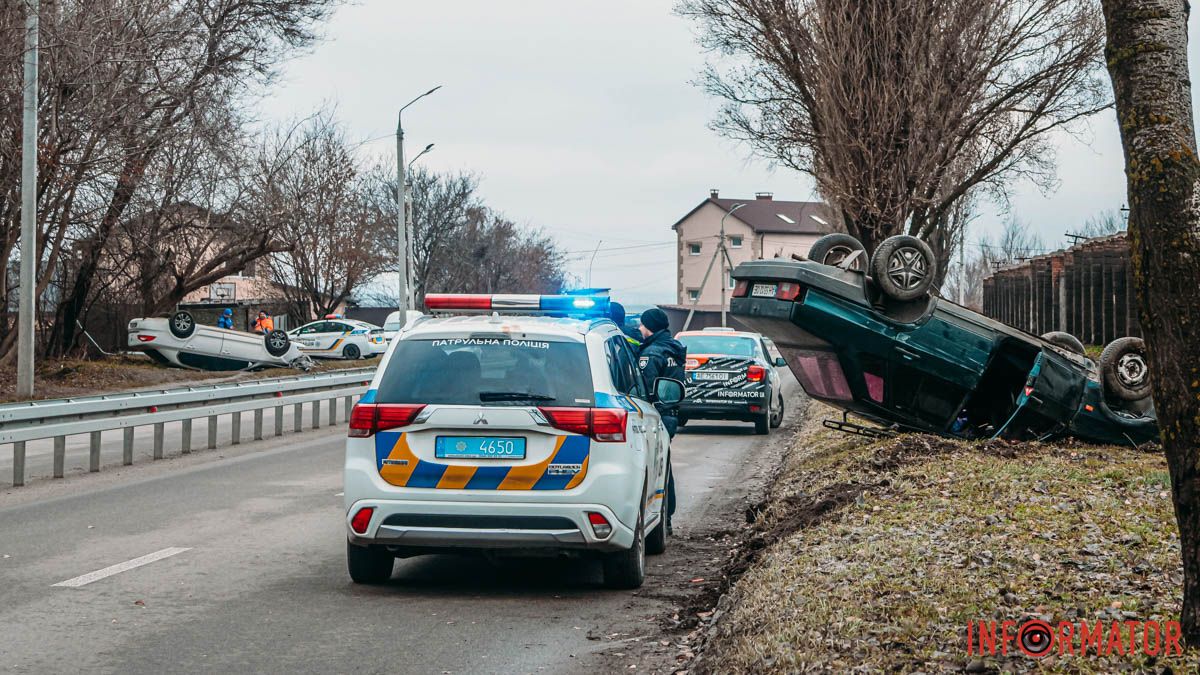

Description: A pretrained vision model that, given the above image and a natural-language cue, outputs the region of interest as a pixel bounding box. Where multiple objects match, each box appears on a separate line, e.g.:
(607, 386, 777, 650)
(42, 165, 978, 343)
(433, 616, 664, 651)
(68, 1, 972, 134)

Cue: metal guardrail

(3, 368, 376, 487)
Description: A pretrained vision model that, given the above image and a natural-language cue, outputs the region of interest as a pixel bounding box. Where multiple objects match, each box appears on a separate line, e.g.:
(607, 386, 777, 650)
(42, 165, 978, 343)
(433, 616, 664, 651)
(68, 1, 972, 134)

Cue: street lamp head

(425, 85, 443, 96)
(424, 143, 435, 152)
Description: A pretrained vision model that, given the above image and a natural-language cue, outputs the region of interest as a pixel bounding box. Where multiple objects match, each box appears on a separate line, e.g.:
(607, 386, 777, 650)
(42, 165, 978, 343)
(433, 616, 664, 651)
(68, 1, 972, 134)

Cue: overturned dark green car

(730, 234, 1158, 446)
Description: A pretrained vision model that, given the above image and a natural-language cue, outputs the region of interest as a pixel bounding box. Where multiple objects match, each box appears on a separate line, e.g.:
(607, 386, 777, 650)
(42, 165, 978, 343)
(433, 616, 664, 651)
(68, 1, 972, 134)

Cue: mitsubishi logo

(473, 411, 489, 425)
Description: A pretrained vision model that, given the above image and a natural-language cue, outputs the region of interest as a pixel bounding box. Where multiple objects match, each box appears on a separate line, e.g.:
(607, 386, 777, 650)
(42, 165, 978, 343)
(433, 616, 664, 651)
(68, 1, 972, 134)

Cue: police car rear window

(677, 335, 758, 357)
(376, 337, 595, 407)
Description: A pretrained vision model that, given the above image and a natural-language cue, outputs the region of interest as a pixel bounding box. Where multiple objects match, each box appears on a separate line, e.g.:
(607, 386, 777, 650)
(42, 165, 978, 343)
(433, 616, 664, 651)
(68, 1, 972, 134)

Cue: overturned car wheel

(264, 329, 291, 357)
(1041, 331, 1086, 356)
(870, 235, 935, 302)
(169, 311, 196, 339)
(1100, 337, 1152, 401)
(807, 233, 866, 271)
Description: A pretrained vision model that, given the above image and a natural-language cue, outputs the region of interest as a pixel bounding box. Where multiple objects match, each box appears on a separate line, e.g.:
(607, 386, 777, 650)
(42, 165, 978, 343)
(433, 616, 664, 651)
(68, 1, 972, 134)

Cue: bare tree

(257, 114, 390, 322)
(1101, 0, 1200, 642)
(0, 0, 339, 360)
(678, 0, 1111, 273)
(1077, 208, 1127, 237)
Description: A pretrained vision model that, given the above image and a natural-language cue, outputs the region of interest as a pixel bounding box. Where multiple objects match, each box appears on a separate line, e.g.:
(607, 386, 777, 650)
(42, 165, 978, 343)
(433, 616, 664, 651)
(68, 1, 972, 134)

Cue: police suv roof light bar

(423, 294, 611, 317)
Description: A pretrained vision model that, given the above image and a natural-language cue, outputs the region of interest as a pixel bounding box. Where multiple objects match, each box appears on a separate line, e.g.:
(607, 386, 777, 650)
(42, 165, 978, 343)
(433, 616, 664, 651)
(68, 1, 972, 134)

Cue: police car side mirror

(654, 377, 685, 405)
(774, 356, 787, 367)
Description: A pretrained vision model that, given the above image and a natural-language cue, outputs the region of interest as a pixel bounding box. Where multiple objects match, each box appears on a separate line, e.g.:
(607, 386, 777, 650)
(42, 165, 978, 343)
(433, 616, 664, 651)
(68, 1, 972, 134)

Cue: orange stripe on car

(436, 464, 478, 489)
(379, 433, 419, 486)
(498, 436, 565, 490)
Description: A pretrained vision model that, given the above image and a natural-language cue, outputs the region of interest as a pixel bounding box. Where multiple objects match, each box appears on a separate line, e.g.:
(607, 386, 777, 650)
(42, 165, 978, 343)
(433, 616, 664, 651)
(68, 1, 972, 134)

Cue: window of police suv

(376, 337, 595, 406)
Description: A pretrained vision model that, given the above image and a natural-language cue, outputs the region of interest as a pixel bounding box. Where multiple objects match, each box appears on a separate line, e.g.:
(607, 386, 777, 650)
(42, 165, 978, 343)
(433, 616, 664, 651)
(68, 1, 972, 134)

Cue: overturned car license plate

(435, 436, 527, 460)
(751, 283, 777, 297)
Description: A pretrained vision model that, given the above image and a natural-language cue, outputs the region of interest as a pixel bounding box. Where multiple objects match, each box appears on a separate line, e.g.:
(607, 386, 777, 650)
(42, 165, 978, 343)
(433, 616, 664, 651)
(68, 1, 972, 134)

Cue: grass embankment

(0, 355, 372, 403)
(695, 404, 1198, 673)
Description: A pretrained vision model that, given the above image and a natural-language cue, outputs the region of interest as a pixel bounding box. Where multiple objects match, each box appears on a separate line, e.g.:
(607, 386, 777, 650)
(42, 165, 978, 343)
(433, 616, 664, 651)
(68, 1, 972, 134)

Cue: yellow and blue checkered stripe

(375, 432, 591, 490)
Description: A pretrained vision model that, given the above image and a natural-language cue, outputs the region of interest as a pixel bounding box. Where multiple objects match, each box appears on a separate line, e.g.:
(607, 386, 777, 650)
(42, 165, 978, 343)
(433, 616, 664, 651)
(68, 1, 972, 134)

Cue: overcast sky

(259, 1, 1200, 306)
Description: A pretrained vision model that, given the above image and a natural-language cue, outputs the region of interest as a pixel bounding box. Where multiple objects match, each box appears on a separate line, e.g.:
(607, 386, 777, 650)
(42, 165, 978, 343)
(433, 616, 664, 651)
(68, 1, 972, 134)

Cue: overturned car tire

(264, 329, 291, 357)
(1041, 331, 1086, 356)
(169, 311, 196, 339)
(870, 235, 936, 302)
(807, 233, 866, 271)
(1100, 337, 1152, 402)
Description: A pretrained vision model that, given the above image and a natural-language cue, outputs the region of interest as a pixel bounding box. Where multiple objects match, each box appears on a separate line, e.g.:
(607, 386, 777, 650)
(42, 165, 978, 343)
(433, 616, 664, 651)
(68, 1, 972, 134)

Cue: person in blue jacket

(636, 307, 686, 531)
(216, 308, 234, 330)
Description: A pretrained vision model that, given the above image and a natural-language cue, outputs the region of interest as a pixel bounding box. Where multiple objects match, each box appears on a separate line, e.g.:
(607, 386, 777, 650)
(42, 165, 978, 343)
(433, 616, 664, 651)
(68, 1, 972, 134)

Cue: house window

(727, 273, 735, 289)
(687, 289, 700, 302)
(729, 235, 743, 249)
(688, 242, 702, 256)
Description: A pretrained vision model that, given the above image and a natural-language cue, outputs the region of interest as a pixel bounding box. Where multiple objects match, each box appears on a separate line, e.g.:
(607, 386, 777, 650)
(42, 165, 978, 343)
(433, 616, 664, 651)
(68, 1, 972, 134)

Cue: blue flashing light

(539, 294, 610, 316)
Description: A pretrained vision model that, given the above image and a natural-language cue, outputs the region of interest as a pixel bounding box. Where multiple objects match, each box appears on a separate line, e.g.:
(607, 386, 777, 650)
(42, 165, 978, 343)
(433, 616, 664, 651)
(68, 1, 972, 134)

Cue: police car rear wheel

(343, 343, 361, 360)
(346, 541, 394, 584)
(646, 467, 670, 555)
(602, 500, 646, 589)
(169, 311, 196, 339)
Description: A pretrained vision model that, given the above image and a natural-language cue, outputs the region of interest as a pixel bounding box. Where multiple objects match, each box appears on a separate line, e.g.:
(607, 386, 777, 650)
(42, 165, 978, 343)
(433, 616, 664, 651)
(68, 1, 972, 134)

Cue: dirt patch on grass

(687, 403, 1198, 674)
(0, 355, 372, 403)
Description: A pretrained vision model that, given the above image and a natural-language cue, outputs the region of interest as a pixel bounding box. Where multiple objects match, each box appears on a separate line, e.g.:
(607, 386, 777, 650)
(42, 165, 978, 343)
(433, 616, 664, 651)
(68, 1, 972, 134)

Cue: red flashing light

(137, 335, 155, 342)
(538, 407, 628, 443)
(747, 365, 766, 382)
(348, 403, 427, 437)
(424, 294, 491, 310)
(350, 507, 375, 535)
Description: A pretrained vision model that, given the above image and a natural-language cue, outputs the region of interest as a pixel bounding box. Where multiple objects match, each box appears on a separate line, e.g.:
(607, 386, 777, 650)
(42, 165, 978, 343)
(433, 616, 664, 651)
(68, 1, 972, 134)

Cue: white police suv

(343, 293, 683, 589)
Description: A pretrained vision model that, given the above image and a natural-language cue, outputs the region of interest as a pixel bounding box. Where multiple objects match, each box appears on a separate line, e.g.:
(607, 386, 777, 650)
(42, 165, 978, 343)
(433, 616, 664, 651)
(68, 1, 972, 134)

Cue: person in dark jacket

(636, 307, 686, 528)
(216, 308, 234, 330)
(608, 301, 641, 347)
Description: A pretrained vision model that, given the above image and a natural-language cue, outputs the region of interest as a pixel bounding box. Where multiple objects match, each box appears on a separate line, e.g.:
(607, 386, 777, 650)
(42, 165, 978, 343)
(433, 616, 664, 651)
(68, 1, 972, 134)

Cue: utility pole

(683, 203, 744, 331)
(17, 0, 39, 399)
(395, 86, 441, 315)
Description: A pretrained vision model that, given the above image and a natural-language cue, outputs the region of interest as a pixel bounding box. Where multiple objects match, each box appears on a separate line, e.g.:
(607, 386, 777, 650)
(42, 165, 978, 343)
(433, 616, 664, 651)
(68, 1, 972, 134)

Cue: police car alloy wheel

(169, 311, 196, 339)
(603, 499, 647, 589)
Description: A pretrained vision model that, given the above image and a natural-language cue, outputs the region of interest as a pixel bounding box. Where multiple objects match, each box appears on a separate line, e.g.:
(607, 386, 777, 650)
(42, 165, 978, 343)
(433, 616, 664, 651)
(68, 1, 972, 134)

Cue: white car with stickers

(343, 293, 683, 589)
(289, 317, 386, 359)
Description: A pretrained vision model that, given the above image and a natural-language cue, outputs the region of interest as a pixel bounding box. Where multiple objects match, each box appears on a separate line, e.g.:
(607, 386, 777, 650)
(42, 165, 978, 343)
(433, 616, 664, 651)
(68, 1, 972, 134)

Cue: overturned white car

(127, 311, 312, 372)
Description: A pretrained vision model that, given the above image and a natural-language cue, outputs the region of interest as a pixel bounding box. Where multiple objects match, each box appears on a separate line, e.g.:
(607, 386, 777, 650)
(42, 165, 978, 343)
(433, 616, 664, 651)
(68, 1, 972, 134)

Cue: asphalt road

(0, 376, 801, 675)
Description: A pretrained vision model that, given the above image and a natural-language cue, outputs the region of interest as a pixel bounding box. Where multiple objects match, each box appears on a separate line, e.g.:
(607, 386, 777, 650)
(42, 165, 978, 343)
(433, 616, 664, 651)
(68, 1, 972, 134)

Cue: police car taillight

(348, 403, 427, 437)
(747, 365, 766, 382)
(538, 407, 627, 443)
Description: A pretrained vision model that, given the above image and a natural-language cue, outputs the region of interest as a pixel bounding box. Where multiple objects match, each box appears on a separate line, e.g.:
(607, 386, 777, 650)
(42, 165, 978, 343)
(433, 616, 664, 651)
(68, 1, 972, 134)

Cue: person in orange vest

(252, 311, 274, 335)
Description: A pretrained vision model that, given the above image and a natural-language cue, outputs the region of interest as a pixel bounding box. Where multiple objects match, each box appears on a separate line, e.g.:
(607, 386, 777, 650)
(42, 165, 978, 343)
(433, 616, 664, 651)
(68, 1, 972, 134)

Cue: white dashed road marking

(52, 547, 192, 588)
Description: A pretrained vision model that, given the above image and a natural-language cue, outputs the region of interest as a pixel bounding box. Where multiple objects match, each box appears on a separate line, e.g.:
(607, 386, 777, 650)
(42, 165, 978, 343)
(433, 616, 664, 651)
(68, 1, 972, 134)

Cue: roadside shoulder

(691, 403, 1200, 673)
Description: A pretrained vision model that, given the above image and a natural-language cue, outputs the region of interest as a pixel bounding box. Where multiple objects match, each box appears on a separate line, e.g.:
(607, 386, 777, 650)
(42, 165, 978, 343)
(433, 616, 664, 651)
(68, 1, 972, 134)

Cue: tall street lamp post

(396, 85, 441, 314)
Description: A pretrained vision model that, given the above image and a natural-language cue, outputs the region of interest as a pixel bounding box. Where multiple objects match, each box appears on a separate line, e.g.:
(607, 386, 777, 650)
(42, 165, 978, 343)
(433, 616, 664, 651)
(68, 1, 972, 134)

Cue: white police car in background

(343, 293, 683, 589)
(289, 316, 386, 359)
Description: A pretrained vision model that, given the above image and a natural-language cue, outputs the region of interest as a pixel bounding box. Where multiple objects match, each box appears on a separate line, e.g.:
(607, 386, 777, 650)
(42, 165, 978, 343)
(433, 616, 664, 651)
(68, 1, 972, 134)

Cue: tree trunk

(1102, 0, 1200, 643)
